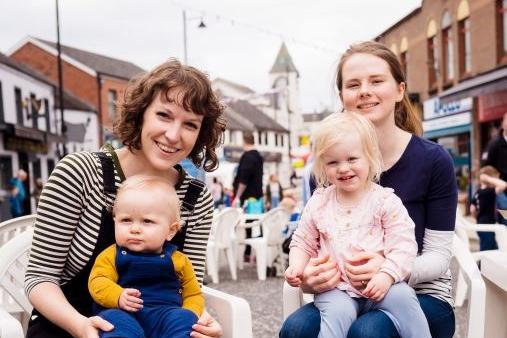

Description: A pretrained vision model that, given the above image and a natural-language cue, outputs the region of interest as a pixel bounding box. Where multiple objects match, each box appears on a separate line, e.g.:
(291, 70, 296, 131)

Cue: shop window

(14, 87, 23, 124)
(107, 89, 117, 120)
(0, 156, 13, 190)
(441, 11, 454, 84)
(427, 35, 438, 90)
(458, 17, 472, 76)
(497, 0, 507, 62)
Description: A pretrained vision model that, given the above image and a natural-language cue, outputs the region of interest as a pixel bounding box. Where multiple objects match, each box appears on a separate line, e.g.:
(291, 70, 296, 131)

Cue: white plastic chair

(0, 214, 36, 246)
(0, 226, 253, 338)
(206, 207, 242, 283)
(282, 234, 486, 338)
(243, 207, 291, 280)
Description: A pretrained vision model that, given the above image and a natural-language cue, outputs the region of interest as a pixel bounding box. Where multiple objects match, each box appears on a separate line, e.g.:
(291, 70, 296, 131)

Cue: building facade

(376, 0, 507, 196)
(8, 37, 145, 144)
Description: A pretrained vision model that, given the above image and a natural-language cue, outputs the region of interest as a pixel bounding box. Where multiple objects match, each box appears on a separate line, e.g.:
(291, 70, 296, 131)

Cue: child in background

(89, 175, 204, 338)
(285, 112, 430, 338)
(470, 166, 507, 250)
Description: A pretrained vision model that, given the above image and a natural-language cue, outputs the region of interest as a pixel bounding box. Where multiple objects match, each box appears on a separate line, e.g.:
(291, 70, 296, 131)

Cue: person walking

(232, 131, 264, 261)
(9, 169, 27, 217)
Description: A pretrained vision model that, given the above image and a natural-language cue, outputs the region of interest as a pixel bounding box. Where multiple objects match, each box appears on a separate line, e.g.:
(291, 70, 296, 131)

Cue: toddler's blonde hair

(114, 175, 181, 230)
(311, 111, 383, 188)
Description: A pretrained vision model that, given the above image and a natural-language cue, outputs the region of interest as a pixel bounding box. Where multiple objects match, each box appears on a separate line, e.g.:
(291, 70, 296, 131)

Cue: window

(0, 156, 12, 191)
(47, 158, 55, 176)
(0, 81, 4, 122)
(44, 99, 50, 132)
(14, 87, 23, 124)
(441, 11, 454, 83)
(497, 0, 507, 61)
(275, 133, 279, 147)
(400, 52, 407, 78)
(30, 93, 38, 129)
(257, 131, 263, 145)
(458, 17, 472, 75)
(427, 35, 438, 89)
(107, 89, 117, 120)
(264, 131, 268, 145)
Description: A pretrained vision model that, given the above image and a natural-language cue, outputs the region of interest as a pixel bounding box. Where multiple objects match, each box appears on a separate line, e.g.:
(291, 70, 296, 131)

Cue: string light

(170, 1, 339, 55)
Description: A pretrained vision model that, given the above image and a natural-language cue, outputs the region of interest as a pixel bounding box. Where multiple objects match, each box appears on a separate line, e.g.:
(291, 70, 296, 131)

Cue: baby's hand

(362, 272, 394, 302)
(284, 265, 304, 287)
(118, 288, 143, 312)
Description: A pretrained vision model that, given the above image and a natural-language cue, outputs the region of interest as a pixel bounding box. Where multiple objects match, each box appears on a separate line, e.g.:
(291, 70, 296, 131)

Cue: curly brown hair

(114, 58, 226, 171)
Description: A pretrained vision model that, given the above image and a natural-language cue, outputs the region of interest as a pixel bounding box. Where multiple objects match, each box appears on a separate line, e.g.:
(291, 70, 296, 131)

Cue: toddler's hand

(118, 288, 143, 312)
(284, 266, 304, 287)
(362, 272, 394, 302)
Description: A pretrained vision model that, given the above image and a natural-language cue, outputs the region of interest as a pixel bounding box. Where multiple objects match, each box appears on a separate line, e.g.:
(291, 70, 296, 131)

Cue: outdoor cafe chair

(282, 234, 486, 338)
(206, 207, 242, 283)
(0, 214, 35, 247)
(0, 222, 253, 338)
(243, 207, 291, 280)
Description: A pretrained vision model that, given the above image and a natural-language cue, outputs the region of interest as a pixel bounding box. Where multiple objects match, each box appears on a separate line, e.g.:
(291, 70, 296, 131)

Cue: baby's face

(114, 188, 179, 253)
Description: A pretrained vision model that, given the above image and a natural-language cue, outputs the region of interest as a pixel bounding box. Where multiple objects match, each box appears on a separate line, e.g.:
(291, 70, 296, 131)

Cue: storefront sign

(4, 135, 48, 154)
(422, 111, 471, 132)
(423, 97, 473, 120)
(477, 89, 507, 122)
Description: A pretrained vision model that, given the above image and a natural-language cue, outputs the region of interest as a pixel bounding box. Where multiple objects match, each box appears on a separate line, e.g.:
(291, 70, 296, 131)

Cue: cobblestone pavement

(208, 261, 468, 338)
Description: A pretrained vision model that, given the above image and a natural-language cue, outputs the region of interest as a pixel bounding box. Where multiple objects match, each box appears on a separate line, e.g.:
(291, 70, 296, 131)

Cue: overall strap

(96, 152, 117, 194)
(172, 178, 205, 251)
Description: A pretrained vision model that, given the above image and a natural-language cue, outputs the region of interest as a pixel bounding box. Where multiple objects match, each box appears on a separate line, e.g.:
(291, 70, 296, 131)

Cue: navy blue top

(471, 188, 497, 224)
(379, 135, 458, 252)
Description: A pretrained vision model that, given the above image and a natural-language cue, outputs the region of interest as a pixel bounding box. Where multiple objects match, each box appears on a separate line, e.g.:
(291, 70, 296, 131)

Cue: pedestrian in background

(483, 112, 507, 225)
(232, 131, 264, 262)
(9, 169, 27, 218)
(265, 173, 283, 210)
(211, 177, 224, 209)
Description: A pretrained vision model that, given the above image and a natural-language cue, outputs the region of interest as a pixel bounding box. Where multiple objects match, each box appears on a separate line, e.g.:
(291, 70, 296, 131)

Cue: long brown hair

(336, 41, 422, 136)
(115, 58, 226, 171)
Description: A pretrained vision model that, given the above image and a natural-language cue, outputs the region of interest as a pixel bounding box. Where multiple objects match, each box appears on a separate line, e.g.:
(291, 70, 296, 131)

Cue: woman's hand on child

(75, 315, 114, 338)
(345, 251, 385, 289)
(191, 310, 223, 337)
(118, 288, 143, 312)
(300, 255, 340, 294)
(362, 272, 394, 302)
(284, 266, 303, 287)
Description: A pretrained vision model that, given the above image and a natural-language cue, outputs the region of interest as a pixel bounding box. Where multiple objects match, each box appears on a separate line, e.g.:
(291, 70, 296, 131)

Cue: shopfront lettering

(423, 97, 473, 120)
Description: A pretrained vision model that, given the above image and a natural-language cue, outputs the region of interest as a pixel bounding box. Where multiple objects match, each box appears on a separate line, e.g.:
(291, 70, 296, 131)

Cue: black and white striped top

(25, 151, 213, 296)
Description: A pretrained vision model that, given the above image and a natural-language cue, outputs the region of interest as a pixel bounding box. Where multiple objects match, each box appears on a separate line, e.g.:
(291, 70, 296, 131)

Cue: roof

(213, 77, 256, 95)
(35, 37, 146, 80)
(269, 42, 299, 75)
(0, 52, 95, 112)
(302, 109, 334, 123)
(0, 52, 54, 87)
(226, 99, 288, 132)
(223, 107, 255, 131)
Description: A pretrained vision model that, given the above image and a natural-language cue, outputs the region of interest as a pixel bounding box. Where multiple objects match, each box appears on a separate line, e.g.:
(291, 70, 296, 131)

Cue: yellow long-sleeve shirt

(88, 244, 204, 317)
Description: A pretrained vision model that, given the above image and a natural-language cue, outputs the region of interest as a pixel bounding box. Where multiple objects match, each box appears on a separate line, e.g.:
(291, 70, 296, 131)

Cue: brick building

(376, 0, 507, 195)
(8, 36, 145, 143)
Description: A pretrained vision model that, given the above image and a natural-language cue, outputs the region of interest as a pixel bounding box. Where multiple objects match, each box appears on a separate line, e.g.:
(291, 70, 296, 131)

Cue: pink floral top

(290, 183, 417, 297)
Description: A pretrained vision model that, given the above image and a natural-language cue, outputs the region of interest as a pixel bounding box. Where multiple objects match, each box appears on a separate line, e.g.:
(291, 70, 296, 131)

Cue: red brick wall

(11, 42, 99, 109)
(100, 76, 130, 133)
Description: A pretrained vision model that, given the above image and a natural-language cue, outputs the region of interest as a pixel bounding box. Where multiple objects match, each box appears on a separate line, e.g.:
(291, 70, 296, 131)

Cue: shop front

(423, 96, 473, 194)
(477, 88, 507, 155)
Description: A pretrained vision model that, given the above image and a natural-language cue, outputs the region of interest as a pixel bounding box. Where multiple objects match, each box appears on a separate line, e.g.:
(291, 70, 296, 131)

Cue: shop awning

(423, 124, 470, 139)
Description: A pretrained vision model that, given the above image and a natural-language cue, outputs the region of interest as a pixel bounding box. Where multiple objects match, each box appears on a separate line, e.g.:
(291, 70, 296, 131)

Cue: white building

(0, 53, 98, 219)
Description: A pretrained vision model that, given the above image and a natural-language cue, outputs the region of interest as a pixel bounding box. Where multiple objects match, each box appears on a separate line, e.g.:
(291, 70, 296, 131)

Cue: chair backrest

(0, 215, 36, 247)
(212, 208, 242, 246)
(260, 207, 291, 245)
(0, 229, 34, 314)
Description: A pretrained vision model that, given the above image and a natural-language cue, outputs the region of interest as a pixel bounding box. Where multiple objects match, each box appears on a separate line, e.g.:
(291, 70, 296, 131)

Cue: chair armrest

(202, 286, 252, 338)
(460, 222, 507, 251)
(453, 235, 486, 338)
(0, 307, 24, 338)
(282, 281, 315, 320)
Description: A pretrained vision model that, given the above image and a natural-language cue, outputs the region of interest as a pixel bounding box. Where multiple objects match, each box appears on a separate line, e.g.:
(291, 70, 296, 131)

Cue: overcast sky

(0, 0, 420, 112)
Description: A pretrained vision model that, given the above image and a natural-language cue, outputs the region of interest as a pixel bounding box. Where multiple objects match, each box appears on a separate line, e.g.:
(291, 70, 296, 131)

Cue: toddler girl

(285, 112, 430, 338)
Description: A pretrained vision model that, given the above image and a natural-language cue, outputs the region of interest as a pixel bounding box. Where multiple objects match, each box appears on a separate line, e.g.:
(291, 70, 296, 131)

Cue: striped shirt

(25, 150, 213, 297)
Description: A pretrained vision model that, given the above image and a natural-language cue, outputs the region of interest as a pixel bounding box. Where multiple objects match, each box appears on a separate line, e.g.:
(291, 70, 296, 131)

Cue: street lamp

(55, 0, 67, 156)
(182, 10, 206, 64)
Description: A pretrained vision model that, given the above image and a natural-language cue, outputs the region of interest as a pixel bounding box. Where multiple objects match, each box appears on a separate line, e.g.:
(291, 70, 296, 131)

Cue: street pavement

(208, 261, 468, 338)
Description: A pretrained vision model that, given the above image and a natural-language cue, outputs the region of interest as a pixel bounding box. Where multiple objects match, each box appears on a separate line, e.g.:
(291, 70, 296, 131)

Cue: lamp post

(182, 10, 206, 64)
(55, 0, 67, 156)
